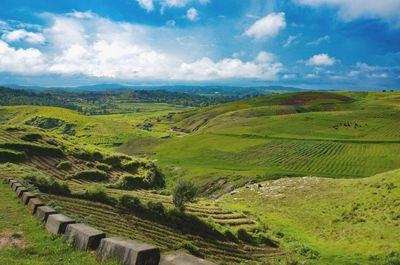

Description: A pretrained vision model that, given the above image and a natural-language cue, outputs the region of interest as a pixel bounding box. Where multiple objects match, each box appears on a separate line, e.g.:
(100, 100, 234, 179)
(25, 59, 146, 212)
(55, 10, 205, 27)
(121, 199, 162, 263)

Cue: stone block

(12, 182, 23, 191)
(21, 192, 36, 204)
(15, 186, 28, 197)
(35, 206, 57, 222)
(64, 223, 106, 250)
(97, 237, 160, 265)
(9, 179, 17, 188)
(160, 253, 217, 265)
(28, 198, 44, 214)
(46, 214, 75, 234)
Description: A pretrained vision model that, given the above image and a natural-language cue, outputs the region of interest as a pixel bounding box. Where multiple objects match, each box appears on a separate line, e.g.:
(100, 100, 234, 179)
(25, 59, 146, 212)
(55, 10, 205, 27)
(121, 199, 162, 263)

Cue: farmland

(0, 89, 399, 264)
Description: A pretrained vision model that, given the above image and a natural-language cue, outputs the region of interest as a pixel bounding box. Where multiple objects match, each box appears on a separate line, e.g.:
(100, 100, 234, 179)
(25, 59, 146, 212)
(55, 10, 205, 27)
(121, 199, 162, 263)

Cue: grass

(0, 183, 118, 265)
(219, 169, 400, 265)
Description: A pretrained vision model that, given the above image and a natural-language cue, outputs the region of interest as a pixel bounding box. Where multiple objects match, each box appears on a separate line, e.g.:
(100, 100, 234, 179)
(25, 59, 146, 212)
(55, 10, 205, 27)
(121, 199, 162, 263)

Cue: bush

(175, 241, 202, 257)
(114, 174, 147, 190)
(0, 148, 27, 163)
(95, 162, 112, 171)
(146, 201, 166, 217)
(70, 169, 108, 181)
(223, 230, 238, 242)
(20, 133, 42, 141)
(73, 149, 104, 162)
(0, 142, 64, 157)
(121, 160, 146, 171)
(237, 228, 254, 243)
(23, 175, 71, 196)
(103, 154, 127, 168)
(77, 185, 116, 205)
(118, 195, 144, 212)
(57, 161, 72, 170)
(172, 181, 197, 211)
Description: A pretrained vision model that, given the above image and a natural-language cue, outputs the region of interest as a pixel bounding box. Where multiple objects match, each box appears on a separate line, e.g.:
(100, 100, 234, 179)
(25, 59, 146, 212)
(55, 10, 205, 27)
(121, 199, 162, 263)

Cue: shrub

(20, 133, 42, 141)
(77, 185, 116, 205)
(237, 228, 254, 243)
(118, 195, 144, 212)
(0, 142, 64, 157)
(95, 162, 112, 171)
(175, 241, 202, 257)
(73, 149, 104, 162)
(114, 174, 147, 190)
(57, 161, 72, 170)
(23, 175, 71, 196)
(121, 160, 145, 171)
(146, 201, 166, 217)
(0, 148, 27, 163)
(223, 230, 238, 242)
(172, 181, 197, 211)
(103, 154, 127, 168)
(70, 169, 108, 181)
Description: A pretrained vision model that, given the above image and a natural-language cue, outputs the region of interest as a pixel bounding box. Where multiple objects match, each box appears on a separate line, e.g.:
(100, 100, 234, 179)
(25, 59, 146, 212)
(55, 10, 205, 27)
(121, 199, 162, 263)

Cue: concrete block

(64, 223, 106, 250)
(28, 198, 44, 214)
(35, 206, 57, 222)
(15, 186, 28, 197)
(9, 179, 17, 188)
(46, 214, 75, 234)
(21, 192, 36, 205)
(97, 237, 160, 265)
(12, 182, 23, 191)
(160, 253, 217, 265)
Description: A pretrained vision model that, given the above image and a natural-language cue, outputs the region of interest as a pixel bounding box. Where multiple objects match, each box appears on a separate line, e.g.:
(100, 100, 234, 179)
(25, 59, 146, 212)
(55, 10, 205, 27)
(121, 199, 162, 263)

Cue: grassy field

(0, 183, 119, 265)
(219, 169, 400, 265)
(118, 91, 400, 189)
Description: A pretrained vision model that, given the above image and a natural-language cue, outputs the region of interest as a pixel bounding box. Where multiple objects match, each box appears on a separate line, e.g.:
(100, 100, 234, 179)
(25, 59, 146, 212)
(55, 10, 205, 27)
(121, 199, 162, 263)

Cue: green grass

(219, 169, 400, 265)
(0, 183, 118, 265)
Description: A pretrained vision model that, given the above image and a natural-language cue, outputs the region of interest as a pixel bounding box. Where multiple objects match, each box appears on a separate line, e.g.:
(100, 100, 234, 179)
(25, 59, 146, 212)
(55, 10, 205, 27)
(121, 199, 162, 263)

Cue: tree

(172, 181, 197, 211)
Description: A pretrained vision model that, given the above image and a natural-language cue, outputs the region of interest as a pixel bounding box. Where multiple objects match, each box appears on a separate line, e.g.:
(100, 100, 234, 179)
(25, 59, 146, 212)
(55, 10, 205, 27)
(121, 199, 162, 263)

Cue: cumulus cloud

(2, 29, 45, 44)
(294, 0, 400, 26)
(307, 53, 336, 66)
(186, 8, 199, 21)
(0, 12, 283, 81)
(244, 12, 286, 41)
(0, 40, 46, 73)
(136, 0, 154, 12)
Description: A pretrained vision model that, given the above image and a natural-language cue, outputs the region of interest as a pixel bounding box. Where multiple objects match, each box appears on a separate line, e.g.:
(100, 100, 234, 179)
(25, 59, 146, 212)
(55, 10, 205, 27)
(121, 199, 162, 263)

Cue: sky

(0, 0, 399, 90)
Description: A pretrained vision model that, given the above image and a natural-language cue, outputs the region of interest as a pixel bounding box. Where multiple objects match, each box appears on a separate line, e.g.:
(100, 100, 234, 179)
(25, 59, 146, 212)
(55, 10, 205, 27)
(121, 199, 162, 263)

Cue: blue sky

(0, 0, 399, 89)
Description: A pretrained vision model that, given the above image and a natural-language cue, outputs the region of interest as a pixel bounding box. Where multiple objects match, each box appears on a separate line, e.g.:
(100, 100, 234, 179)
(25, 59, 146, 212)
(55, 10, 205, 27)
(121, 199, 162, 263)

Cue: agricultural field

(1, 90, 399, 265)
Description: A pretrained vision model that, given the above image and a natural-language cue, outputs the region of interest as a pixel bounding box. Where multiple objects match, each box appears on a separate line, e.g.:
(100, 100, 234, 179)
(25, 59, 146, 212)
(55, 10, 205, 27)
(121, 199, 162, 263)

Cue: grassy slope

(120, 91, 400, 188)
(0, 183, 118, 265)
(219, 169, 400, 265)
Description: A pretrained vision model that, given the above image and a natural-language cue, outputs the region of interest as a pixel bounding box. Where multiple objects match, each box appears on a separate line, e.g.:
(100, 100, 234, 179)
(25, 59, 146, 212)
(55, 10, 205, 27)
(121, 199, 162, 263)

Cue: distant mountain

(1, 83, 305, 97)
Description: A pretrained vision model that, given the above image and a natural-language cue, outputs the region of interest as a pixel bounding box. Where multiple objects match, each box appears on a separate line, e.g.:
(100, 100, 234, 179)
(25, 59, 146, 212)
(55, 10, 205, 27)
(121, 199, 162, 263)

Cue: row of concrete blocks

(4, 178, 217, 265)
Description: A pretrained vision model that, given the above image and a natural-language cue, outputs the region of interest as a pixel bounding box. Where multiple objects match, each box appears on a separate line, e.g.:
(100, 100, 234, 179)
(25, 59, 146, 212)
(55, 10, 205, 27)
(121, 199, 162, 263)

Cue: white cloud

(284, 34, 301, 48)
(294, 0, 400, 26)
(0, 40, 46, 73)
(307, 53, 336, 66)
(2, 29, 45, 44)
(255, 51, 275, 62)
(244, 12, 286, 41)
(136, 0, 154, 12)
(186, 8, 199, 21)
(307, 35, 330, 46)
(0, 12, 283, 81)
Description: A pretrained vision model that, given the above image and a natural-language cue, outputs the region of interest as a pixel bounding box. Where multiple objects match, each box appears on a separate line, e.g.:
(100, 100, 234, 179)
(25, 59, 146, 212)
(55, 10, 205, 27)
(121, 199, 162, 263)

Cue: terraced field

(39, 194, 282, 264)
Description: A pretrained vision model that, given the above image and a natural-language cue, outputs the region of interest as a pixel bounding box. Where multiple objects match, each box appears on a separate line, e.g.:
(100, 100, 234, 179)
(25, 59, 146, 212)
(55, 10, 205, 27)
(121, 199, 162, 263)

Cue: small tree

(172, 181, 197, 211)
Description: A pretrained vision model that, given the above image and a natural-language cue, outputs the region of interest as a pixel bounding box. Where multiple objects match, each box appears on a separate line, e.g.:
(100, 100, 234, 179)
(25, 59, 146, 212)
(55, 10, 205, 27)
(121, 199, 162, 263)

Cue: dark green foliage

(70, 169, 108, 181)
(172, 181, 197, 211)
(146, 201, 166, 217)
(223, 230, 238, 242)
(175, 241, 203, 257)
(56, 161, 72, 170)
(0, 142, 64, 157)
(23, 175, 71, 196)
(25, 116, 65, 129)
(73, 149, 104, 162)
(103, 154, 129, 168)
(0, 148, 27, 163)
(20, 133, 42, 141)
(118, 195, 144, 211)
(237, 228, 254, 243)
(121, 160, 146, 171)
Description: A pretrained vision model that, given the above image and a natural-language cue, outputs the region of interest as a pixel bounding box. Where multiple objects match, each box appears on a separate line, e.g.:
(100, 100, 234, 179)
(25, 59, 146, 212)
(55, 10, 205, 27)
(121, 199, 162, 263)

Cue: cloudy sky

(0, 0, 399, 89)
